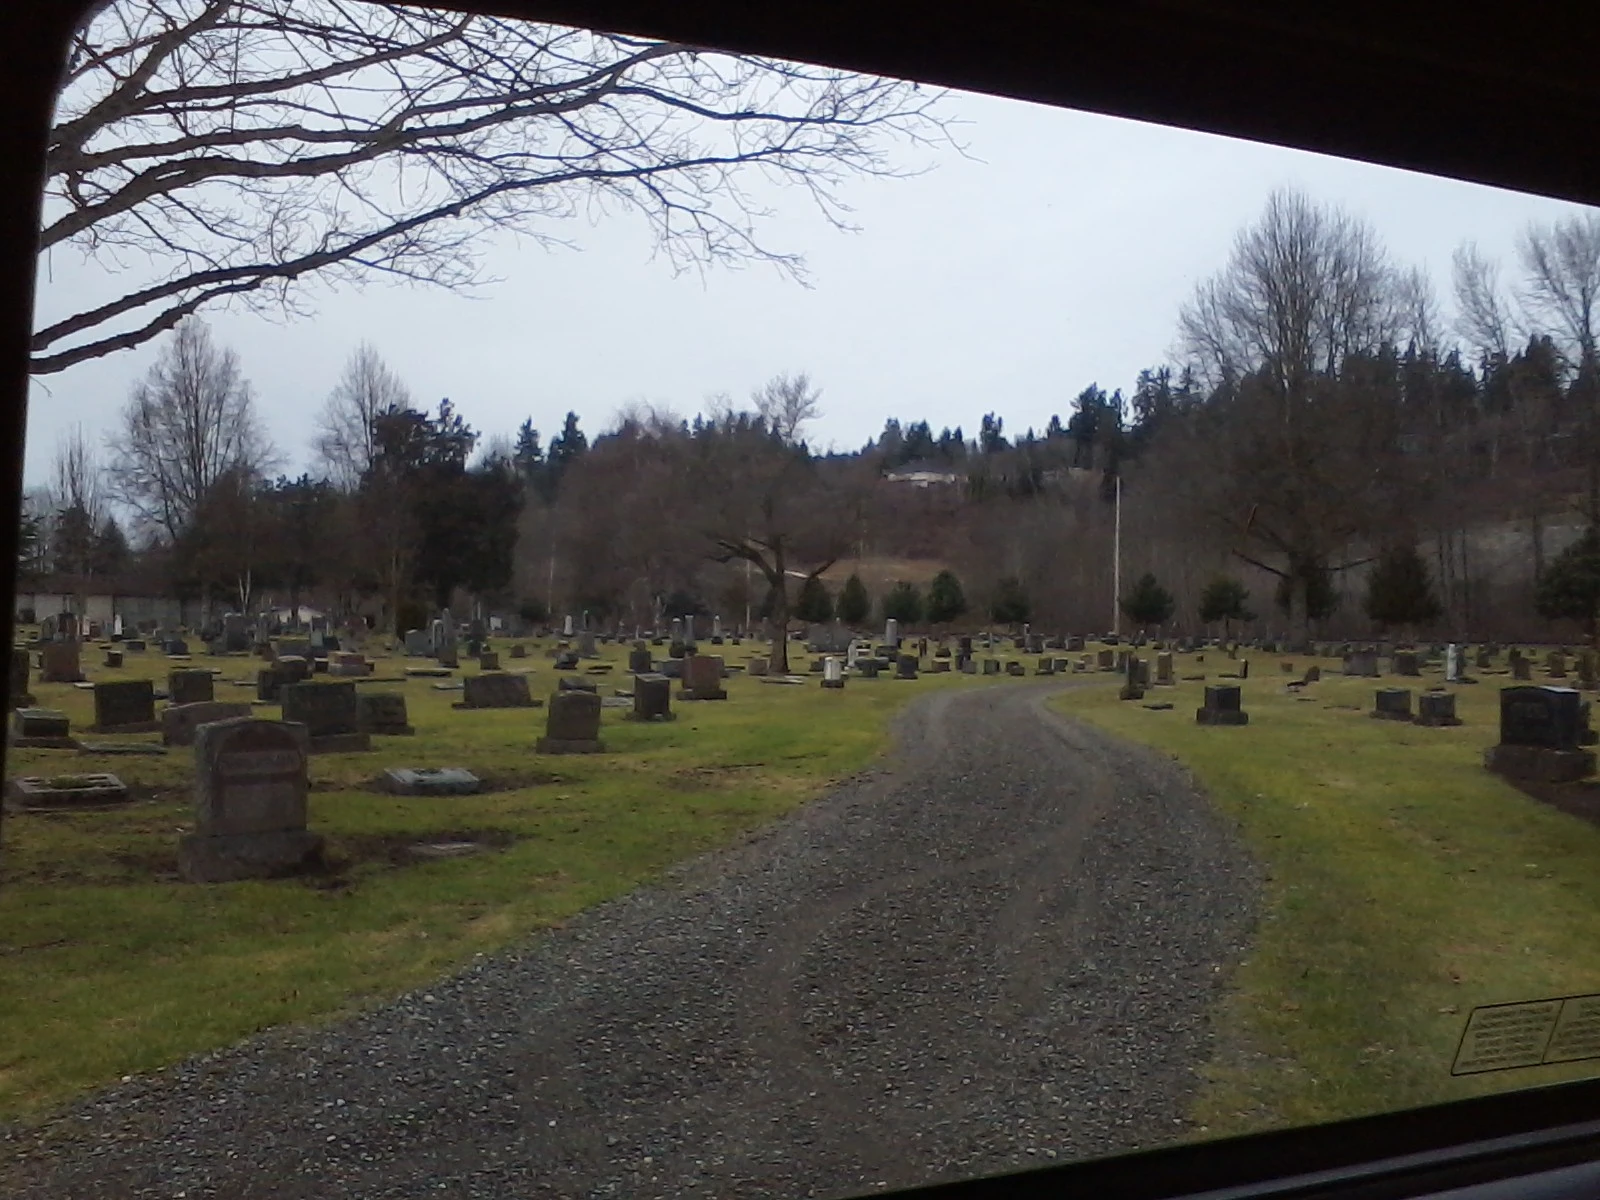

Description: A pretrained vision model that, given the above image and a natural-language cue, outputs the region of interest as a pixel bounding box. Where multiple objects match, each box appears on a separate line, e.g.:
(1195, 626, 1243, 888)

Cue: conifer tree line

(22, 188, 1600, 644)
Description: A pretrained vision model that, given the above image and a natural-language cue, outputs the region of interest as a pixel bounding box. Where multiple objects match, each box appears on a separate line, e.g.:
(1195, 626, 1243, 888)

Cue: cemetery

(9, 617, 1600, 1136)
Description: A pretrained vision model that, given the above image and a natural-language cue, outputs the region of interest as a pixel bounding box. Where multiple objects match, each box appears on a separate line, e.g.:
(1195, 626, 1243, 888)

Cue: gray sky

(25, 85, 1596, 487)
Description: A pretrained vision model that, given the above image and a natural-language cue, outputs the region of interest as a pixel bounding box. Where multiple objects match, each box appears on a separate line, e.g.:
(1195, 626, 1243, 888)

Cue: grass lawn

(0, 634, 1017, 1123)
(1051, 651, 1600, 1138)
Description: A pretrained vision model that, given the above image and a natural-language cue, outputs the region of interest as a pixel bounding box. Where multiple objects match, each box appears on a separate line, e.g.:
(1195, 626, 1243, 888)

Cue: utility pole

(1112, 472, 1122, 635)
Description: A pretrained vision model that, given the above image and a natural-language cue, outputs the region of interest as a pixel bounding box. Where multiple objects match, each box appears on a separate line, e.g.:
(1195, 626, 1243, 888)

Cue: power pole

(1112, 472, 1122, 635)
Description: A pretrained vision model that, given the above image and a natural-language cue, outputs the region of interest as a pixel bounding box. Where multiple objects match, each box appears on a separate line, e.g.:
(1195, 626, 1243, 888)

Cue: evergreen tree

(1119, 571, 1176, 627)
(1197, 576, 1255, 637)
(90, 517, 130, 577)
(1363, 544, 1442, 631)
(837, 573, 871, 624)
(795, 573, 834, 623)
(1274, 561, 1340, 624)
(991, 575, 1030, 625)
(881, 580, 924, 624)
(1535, 528, 1600, 642)
(926, 569, 968, 624)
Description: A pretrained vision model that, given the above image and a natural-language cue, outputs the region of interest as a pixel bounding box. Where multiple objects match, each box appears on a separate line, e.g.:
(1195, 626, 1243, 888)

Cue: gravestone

(1416, 691, 1462, 727)
(1371, 688, 1413, 721)
(1302, 665, 1322, 684)
(1512, 652, 1532, 680)
(680, 654, 728, 701)
(537, 690, 604, 753)
(1119, 655, 1145, 701)
(14, 707, 71, 741)
(280, 680, 370, 752)
(579, 631, 598, 659)
(1155, 652, 1174, 686)
(959, 658, 977, 674)
(1097, 649, 1114, 671)
(1007, 661, 1026, 677)
(169, 669, 215, 706)
(982, 659, 1001, 676)
(856, 659, 880, 679)
(358, 692, 414, 735)
(510, 644, 528, 659)
(105, 649, 124, 668)
(256, 661, 305, 702)
(404, 629, 430, 656)
(630, 673, 673, 720)
(163, 701, 253, 746)
(436, 611, 460, 669)
(382, 767, 481, 796)
(275, 637, 312, 660)
(1484, 686, 1596, 783)
(884, 618, 899, 648)
(564, 614, 576, 637)
(1548, 651, 1569, 679)
(328, 651, 371, 677)
(179, 718, 322, 882)
(1196, 684, 1248, 725)
(92, 680, 158, 732)
(896, 654, 919, 680)
(478, 651, 501, 672)
(629, 646, 653, 674)
(822, 657, 846, 689)
(745, 659, 768, 678)
(460, 673, 536, 709)
(1036, 657, 1056, 676)
(1344, 651, 1380, 677)
(39, 641, 84, 683)
(1476, 646, 1493, 671)
(1446, 644, 1464, 683)
(10, 647, 32, 708)
(1581, 650, 1599, 690)
(1391, 651, 1421, 677)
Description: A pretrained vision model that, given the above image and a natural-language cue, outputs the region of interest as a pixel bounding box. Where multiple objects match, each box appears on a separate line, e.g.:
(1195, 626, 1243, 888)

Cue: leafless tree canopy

(1517, 212, 1600, 370)
(35, 0, 949, 374)
(1179, 188, 1401, 391)
(106, 318, 278, 541)
(314, 342, 413, 488)
(49, 423, 107, 528)
(752, 370, 822, 444)
(1452, 242, 1514, 361)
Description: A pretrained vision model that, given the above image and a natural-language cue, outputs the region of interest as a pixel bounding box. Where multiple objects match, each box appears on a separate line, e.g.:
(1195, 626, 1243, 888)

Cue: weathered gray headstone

(281, 680, 369, 752)
(169, 668, 215, 706)
(1416, 691, 1462, 727)
(358, 692, 414, 735)
(382, 767, 481, 796)
(537, 690, 604, 753)
(461, 672, 535, 709)
(163, 701, 253, 746)
(14, 706, 71, 740)
(92, 679, 158, 732)
(179, 718, 322, 882)
(39, 641, 84, 683)
(1371, 688, 1413, 721)
(680, 654, 728, 700)
(1195, 684, 1248, 725)
(630, 673, 673, 720)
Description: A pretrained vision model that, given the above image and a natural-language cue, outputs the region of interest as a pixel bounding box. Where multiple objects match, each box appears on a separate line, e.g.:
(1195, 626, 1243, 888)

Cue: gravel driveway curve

(1, 682, 1259, 1199)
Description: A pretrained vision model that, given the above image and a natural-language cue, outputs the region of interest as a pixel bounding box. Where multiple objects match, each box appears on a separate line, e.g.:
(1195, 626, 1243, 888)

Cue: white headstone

(713, 615, 722, 638)
(112, 613, 123, 636)
(1446, 643, 1461, 682)
(885, 618, 899, 646)
(823, 656, 843, 685)
(563, 614, 575, 637)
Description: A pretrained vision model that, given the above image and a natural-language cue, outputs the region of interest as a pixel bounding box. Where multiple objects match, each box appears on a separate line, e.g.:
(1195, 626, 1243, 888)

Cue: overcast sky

(25, 83, 1596, 488)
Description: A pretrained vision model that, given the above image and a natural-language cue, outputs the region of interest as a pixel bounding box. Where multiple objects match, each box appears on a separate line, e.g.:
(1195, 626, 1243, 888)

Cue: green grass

(0, 636, 1008, 1121)
(1051, 654, 1600, 1138)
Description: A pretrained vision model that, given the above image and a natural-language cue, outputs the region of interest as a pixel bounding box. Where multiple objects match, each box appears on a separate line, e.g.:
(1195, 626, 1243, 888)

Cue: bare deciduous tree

(752, 371, 823, 444)
(36, 1, 950, 375)
(1452, 242, 1514, 362)
(1518, 212, 1600, 371)
(1179, 188, 1399, 392)
(315, 343, 412, 489)
(48, 423, 106, 529)
(107, 318, 278, 543)
(1175, 189, 1405, 640)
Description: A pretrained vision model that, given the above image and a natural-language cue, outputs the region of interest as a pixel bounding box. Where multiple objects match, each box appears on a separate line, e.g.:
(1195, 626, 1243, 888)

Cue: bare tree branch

(36, 1, 953, 375)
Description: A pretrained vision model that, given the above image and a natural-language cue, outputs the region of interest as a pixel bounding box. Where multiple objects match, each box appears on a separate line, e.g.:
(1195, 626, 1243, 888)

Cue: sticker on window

(1452, 993, 1600, 1075)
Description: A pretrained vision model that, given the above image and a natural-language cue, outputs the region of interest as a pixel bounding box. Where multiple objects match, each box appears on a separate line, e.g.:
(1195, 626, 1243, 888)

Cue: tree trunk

(768, 543, 790, 674)
(1288, 574, 1309, 647)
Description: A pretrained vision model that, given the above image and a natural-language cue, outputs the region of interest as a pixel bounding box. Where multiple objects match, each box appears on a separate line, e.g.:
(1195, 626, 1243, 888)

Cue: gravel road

(1, 683, 1259, 1199)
